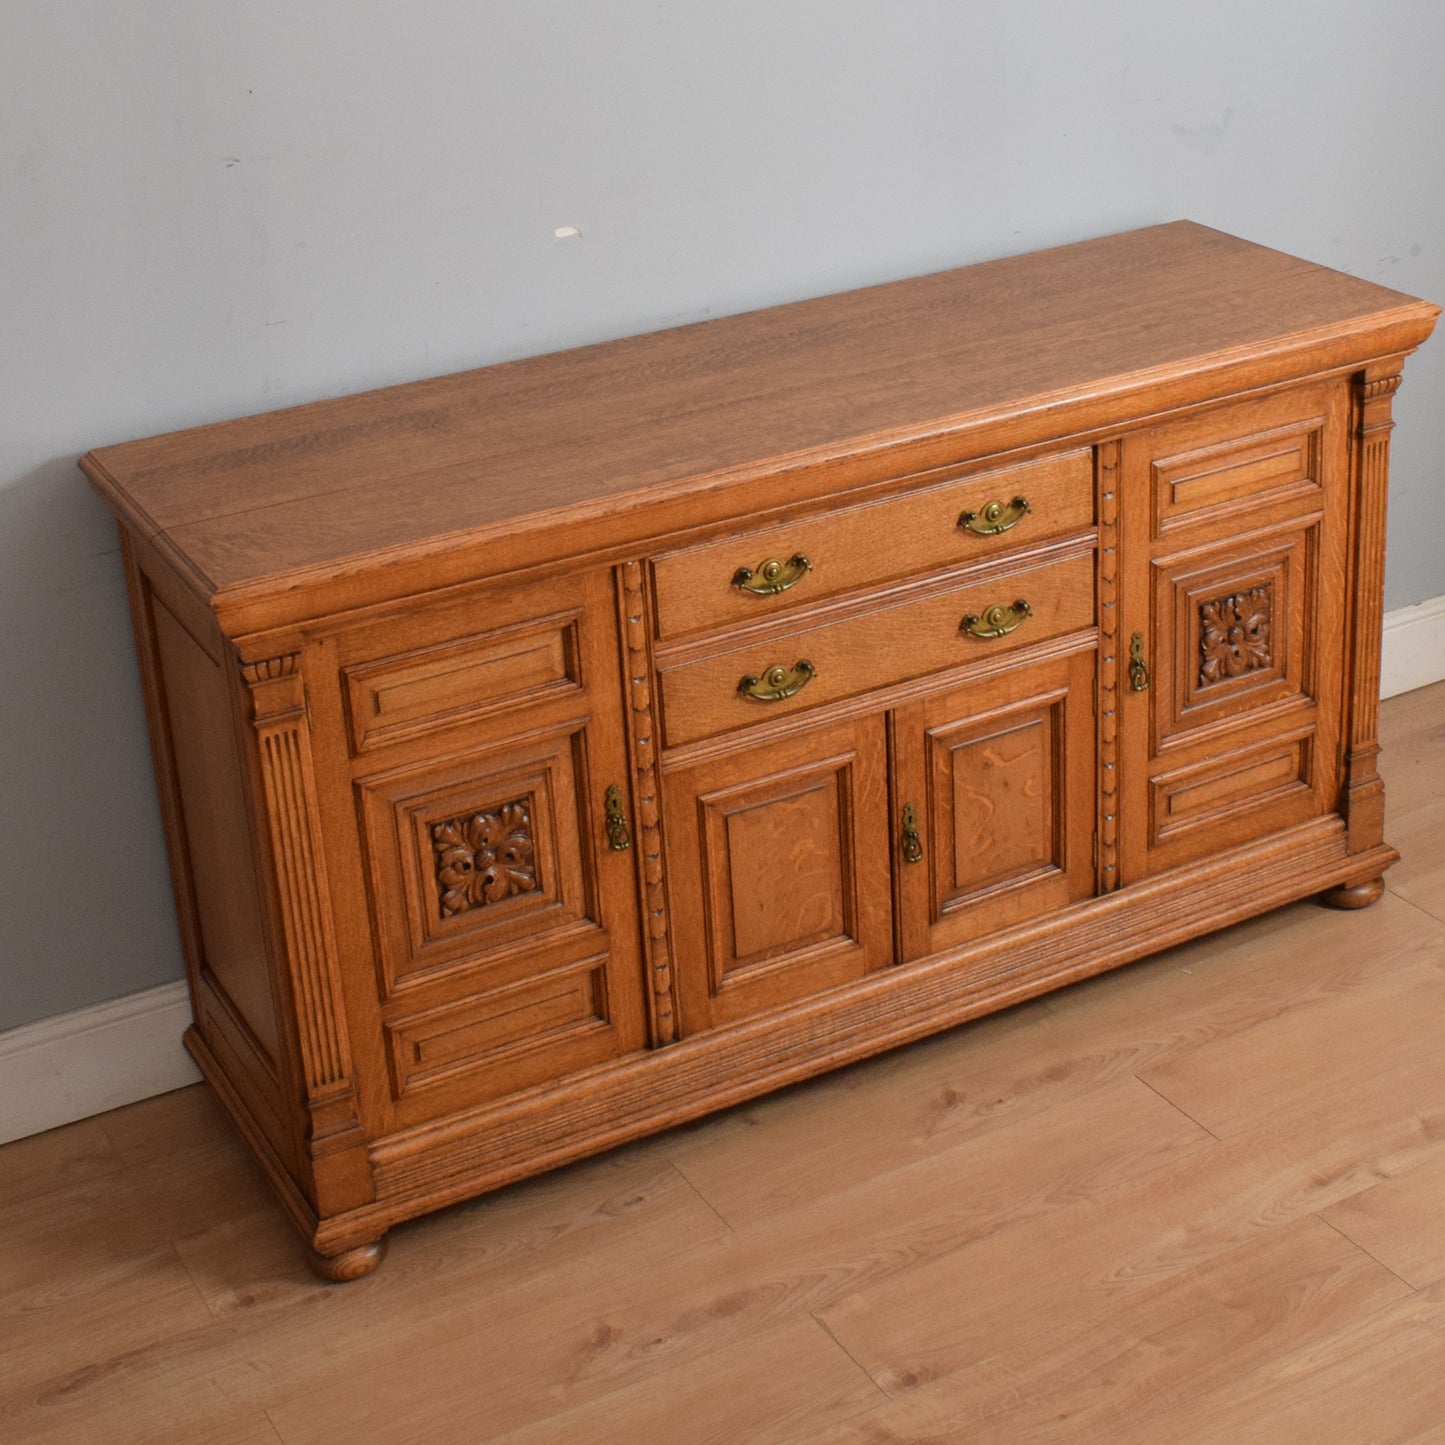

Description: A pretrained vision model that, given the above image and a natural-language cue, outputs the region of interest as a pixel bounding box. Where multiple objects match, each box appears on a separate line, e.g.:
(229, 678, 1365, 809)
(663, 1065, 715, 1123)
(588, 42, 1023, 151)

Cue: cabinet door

(892, 649, 1097, 962)
(664, 715, 893, 1034)
(1117, 383, 1350, 881)
(307, 567, 651, 1131)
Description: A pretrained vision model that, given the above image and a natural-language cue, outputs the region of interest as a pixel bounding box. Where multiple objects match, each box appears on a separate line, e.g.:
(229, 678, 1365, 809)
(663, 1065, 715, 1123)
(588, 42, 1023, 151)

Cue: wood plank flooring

(4, 682, 1443, 1443)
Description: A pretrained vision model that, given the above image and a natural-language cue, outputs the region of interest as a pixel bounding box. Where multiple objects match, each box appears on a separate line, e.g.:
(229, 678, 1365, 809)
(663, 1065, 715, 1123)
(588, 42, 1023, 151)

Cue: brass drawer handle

(732, 553, 812, 595)
(1129, 632, 1151, 692)
(959, 495, 1030, 536)
(604, 784, 632, 851)
(960, 599, 1032, 639)
(901, 803, 923, 864)
(738, 659, 816, 702)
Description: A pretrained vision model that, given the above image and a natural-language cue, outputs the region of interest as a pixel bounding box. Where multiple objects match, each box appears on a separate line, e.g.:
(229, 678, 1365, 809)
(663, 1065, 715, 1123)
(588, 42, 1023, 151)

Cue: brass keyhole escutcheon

(901, 803, 923, 864)
(1129, 632, 1151, 692)
(604, 784, 632, 852)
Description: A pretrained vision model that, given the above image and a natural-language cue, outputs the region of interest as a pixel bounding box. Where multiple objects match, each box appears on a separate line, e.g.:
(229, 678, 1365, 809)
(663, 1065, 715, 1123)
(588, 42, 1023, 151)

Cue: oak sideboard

(82, 222, 1439, 1279)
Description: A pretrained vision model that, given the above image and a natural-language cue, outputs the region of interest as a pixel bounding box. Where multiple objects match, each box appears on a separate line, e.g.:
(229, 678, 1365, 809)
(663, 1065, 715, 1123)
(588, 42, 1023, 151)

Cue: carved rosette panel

(621, 561, 678, 1045)
(241, 652, 361, 1152)
(1198, 585, 1273, 688)
(431, 800, 539, 918)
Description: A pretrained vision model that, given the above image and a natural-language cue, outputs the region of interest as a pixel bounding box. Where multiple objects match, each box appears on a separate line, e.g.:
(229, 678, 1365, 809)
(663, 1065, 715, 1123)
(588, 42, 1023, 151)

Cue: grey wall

(3, 0, 1442, 1031)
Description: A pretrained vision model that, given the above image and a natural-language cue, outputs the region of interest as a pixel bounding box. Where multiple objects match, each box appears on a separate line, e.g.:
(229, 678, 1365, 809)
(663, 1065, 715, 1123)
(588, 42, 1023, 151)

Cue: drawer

(659, 549, 1096, 747)
(651, 449, 1094, 640)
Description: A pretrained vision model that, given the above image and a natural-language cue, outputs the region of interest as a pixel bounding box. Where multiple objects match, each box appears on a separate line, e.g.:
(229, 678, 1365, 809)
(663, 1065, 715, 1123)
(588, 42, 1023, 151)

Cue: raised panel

(719, 776, 847, 967)
(665, 715, 892, 1034)
(1152, 524, 1315, 750)
(356, 729, 598, 998)
(939, 713, 1057, 906)
(1153, 417, 1323, 537)
(385, 958, 612, 1100)
(1151, 731, 1314, 849)
(894, 648, 1096, 963)
(344, 615, 581, 754)
(150, 600, 281, 1068)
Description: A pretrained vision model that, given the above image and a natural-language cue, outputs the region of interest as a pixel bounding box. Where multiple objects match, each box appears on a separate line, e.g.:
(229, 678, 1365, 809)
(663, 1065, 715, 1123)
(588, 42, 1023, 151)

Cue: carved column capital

(242, 653, 306, 725)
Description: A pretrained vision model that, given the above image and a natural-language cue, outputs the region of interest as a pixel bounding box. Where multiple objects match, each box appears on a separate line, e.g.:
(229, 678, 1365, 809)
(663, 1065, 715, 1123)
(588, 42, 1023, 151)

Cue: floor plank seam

(1131, 1074, 1223, 1142)
(665, 1159, 738, 1234)
(809, 1310, 893, 1402)
(1316, 1213, 1420, 1293)
(1382, 885, 1445, 938)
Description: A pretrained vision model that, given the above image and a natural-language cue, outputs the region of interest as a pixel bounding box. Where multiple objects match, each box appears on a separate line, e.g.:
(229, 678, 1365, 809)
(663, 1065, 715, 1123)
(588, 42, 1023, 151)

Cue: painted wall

(2, 0, 1442, 1030)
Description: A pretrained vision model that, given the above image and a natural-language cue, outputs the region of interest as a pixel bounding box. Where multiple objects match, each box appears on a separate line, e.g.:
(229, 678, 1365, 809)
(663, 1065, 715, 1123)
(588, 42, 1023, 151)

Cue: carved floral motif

(431, 800, 538, 917)
(1199, 585, 1273, 687)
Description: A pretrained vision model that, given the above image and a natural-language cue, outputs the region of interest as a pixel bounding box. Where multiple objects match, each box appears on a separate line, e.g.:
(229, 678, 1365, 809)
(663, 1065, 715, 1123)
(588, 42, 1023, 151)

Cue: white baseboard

(0, 982, 200, 1146)
(1381, 594, 1445, 699)
(0, 593, 1440, 1147)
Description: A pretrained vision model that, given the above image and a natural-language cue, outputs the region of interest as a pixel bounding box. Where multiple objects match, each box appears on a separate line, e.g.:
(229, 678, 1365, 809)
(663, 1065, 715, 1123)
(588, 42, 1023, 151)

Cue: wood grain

(80, 222, 1437, 627)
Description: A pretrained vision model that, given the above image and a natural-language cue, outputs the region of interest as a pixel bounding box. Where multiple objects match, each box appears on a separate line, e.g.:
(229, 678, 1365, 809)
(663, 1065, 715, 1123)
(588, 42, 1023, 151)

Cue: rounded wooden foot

(306, 1236, 387, 1282)
(1319, 876, 1386, 911)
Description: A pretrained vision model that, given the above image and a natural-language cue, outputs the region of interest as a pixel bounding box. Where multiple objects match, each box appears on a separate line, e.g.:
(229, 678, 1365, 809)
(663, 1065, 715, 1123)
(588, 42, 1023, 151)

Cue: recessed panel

(1152, 525, 1316, 749)
(936, 712, 1057, 911)
(665, 713, 892, 1034)
(357, 729, 602, 997)
(345, 616, 581, 754)
(385, 959, 611, 1099)
(721, 776, 847, 968)
(1151, 732, 1314, 847)
(1153, 419, 1323, 537)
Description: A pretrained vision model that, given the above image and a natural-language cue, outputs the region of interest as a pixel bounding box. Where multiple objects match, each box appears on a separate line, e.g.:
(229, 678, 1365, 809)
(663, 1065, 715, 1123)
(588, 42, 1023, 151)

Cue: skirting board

(0, 982, 200, 1146)
(1, 595, 1442, 1146)
(1381, 593, 1445, 700)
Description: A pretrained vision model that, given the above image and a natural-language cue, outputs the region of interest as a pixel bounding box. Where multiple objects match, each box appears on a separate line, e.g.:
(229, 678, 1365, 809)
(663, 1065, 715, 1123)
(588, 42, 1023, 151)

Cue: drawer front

(651, 449, 1094, 640)
(659, 549, 1096, 748)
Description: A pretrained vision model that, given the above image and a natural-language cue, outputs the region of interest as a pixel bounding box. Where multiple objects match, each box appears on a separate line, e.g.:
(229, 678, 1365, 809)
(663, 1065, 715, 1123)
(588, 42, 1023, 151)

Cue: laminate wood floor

(5, 683, 1444, 1444)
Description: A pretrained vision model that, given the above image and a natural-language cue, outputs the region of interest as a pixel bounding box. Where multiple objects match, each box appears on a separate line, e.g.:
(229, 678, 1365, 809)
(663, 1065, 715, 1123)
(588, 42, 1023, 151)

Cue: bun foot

(306, 1237, 387, 1281)
(1320, 876, 1386, 910)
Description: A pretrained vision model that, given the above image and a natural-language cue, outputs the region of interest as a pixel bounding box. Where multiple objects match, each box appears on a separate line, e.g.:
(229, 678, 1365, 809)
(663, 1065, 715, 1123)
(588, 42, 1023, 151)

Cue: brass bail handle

(1129, 632, 1151, 692)
(604, 784, 632, 851)
(732, 554, 812, 596)
(960, 598, 1032, 640)
(958, 495, 1031, 536)
(738, 659, 816, 702)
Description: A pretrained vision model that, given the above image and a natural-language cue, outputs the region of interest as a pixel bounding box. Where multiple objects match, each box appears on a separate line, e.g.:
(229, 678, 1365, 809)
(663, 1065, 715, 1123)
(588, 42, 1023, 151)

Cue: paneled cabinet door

(1116, 383, 1350, 881)
(892, 649, 1097, 963)
(308, 567, 651, 1132)
(663, 714, 893, 1034)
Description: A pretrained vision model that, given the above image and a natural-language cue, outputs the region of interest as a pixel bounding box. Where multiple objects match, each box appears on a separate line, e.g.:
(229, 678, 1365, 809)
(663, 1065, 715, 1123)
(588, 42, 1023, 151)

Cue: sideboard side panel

(121, 533, 299, 1177)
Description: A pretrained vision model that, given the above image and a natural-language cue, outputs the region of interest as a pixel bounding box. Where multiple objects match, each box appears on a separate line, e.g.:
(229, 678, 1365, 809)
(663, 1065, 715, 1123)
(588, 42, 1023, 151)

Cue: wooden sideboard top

(82, 221, 1437, 635)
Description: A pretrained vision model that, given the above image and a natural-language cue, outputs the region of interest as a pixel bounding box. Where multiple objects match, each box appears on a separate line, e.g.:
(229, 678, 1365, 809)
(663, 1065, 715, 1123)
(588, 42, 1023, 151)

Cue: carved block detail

(1360, 374, 1402, 404)
(621, 561, 678, 1045)
(1095, 441, 1120, 892)
(241, 655, 299, 685)
(431, 800, 538, 918)
(1198, 585, 1273, 687)
(242, 653, 360, 1147)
